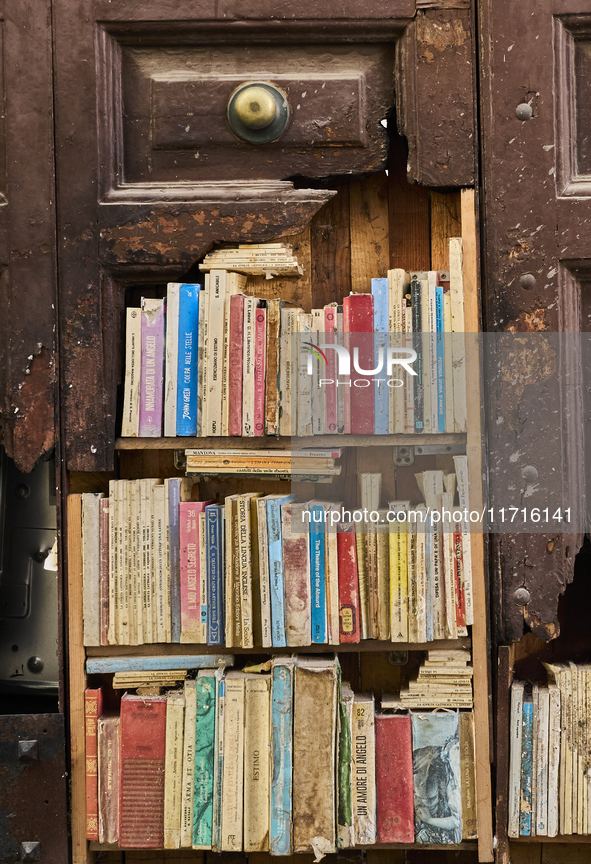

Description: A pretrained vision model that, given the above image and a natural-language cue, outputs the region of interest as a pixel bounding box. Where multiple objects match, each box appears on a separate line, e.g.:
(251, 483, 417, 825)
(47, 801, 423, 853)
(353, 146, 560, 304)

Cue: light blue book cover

(435, 285, 446, 433)
(267, 494, 295, 647)
(168, 478, 182, 642)
(372, 277, 389, 435)
(520, 696, 533, 836)
(411, 711, 462, 844)
(193, 674, 216, 848)
(309, 504, 327, 644)
(176, 283, 200, 435)
(206, 505, 224, 646)
(86, 654, 233, 674)
(270, 660, 294, 855)
(425, 521, 434, 642)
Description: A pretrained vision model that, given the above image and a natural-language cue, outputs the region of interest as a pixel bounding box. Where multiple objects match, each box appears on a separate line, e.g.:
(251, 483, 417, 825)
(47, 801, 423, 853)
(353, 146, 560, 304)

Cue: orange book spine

(85, 687, 103, 840)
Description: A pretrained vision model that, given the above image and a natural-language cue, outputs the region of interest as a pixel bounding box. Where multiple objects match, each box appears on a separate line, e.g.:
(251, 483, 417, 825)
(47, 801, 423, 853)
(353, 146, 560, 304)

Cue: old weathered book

(180, 681, 197, 848)
(388, 501, 409, 642)
(270, 657, 295, 855)
(119, 694, 167, 848)
(228, 293, 245, 436)
(264, 298, 282, 435)
(547, 681, 561, 837)
(343, 293, 374, 434)
(411, 711, 462, 845)
(85, 687, 103, 840)
(281, 502, 311, 647)
(520, 689, 534, 836)
(351, 692, 376, 845)
(337, 522, 360, 644)
(375, 713, 414, 843)
(206, 270, 226, 436)
(82, 492, 104, 646)
(121, 307, 141, 437)
(163, 689, 185, 849)
(244, 675, 271, 852)
(220, 673, 245, 851)
(293, 657, 338, 856)
(138, 297, 165, 437)
(97, 714, 119, 845)
(459, 711, 477, 840)
(193, 671, 216, 850)
(179, 501, 207, 644)
(337, 681, 354, 848)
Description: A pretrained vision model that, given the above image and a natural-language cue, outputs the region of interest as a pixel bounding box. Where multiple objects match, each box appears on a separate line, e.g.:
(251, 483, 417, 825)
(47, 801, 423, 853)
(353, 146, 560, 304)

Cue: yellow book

(388, 502, 408, 642)
(221, 674, 245, 851)
(244, 676, 271, 851)
(376, 513, 390, 641)
(407, 522, 418, 643)
(238, 494, 260, 649)
(164, 690, 185, 849)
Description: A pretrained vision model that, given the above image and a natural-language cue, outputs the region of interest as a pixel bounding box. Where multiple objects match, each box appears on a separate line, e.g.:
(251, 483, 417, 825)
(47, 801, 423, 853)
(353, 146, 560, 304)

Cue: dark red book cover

(119, 694, 167, 848)
(375, 714, 414, 843)
(343, 293, 374, 434)
(85, 687, 103, 840)
(336, 522, 360, 644)
(228, 293, 245, 436)
(453, 528, 467, 629)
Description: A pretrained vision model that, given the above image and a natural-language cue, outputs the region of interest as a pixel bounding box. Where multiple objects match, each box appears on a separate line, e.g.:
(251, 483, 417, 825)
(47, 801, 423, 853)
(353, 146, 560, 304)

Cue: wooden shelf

(116, 433, 467, 450)
(85, 637, 471, 658)
(89, 841, 479, 852)
(512, 836, 591, 844)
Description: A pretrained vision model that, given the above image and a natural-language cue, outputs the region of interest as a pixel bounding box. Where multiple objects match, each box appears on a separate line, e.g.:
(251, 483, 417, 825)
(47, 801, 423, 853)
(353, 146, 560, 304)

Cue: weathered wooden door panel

(0, 0, 56, 473)
(480, 0, 589, 643)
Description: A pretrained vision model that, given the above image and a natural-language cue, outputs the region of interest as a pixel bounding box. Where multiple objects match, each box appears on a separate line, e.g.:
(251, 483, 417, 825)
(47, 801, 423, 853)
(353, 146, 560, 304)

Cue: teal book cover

(270, 661, 294, 854)
(520, 694, 533, 836)
(193, 675, 216, 848)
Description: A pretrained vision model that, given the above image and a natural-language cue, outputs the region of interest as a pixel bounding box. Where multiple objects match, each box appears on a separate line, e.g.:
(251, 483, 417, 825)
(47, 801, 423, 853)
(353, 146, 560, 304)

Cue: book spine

(164, 692, 185, 849)
(281, 503, 312, 647)
(221, 283, 234, 436)
(180, 502, 203, 643)
(97, 716, 120, 845)
(212, 674, 225, 851)
(180, 683, 197, 847)
(376, 523, 389, 641)
(449, 237, 467, 432)
(242, 297, 257, 436)
(207, 271, 226, 436)
(221, 678, 245, 851)
(176, 284, 200, 435)
(268, 498, 288, 648)
(270, 662, 294, 854)
(107, 482, 118, 644)
(206, 506, 224, 645)
(138, 298, 165, 437)
(296, 312, 313, 437)
(257, 499, 272, 648)
(404, 295, 415, 433)
(411, 712, 461, 844)
(153, 484, 167, 644)
(410, 278, 424, 433)
(324, 306, 338, 434)
(343, 293, 374, 435)
(389, 506, 408, 642)
(309, 505, 327, 644)
(351, 694, 376, 845)
(547, 684, 561, 837)
(82, 493, 103, 646)
(435, 284, 446, 433)
(237, 496, 254, 648)
(325, 513, 341, 646)
(454, 454, 473, 625)
(279, 307, 296, 436)
(254, 306, 266, 436)
(85, 688, 103, 840)
(121, 307, 141, 437)
(99, 498, 110, 645)
(164, 283, 180, 437)
(371, 278, 389, 435)
(311, 309, 326, 435)
(427, 273, 438, 432)
(244, 677, 271, 851)
(375, 714, 414, 843)
(459, 711, 478, 840)
(355, 532, 368, 641)
(250, 497, 262, 648)
(337, 685, 354, 848)
(337, 306, 349, 433)
(407, 523, 418, 642)
(168, 479, 182, 643)
(443, 290, 454, 433)
(196, 277, 207, 435)
(265, 299, 282, 435)
(520, 696, 534, 836)
(118, 481, 130, 645)
(193, 675, 216, 849)
(415, 509, 428, 643)
(337, 523, 361, 644)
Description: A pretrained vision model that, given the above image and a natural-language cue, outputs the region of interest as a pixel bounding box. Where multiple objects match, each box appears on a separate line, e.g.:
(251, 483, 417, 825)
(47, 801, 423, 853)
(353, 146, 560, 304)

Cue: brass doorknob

(227, 81, 290, 145)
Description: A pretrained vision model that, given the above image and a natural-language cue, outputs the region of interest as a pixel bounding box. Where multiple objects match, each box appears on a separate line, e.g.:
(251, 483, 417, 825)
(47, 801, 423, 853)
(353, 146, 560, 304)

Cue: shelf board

(512, 835, 591, 844)
(85, 638, 471, 658)
(89, 841, 478, 852)
(116, 433, 467, 451)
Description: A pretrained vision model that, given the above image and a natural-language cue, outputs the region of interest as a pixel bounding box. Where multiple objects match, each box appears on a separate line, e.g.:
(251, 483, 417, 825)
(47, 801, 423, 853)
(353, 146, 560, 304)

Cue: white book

(164, 283, 180, 437)
(196, 277, 207, 436)
(221, 273, 246, 435)
(449, 237, 467, 432)
(547, 682, 561, 837)
(139, 478, 152, 643)
(536, 685, 550, 835)
(453, 455, 473, 625)
(256, 497, 272, 648)
(224, 495, 238, 648)
(205, 270, 227, 436)
(311, 309, 326, 435)
(221, 674, 245, 851)
(130, 480, 142, 645)
(443, 291, 454, 433)
(82, 492, 104, 646)
(326, 504, 341, 646)
(531, 683, 539, 834)
(351, 693, 376, 845)
(121, 307, 141, 437)
(415, 505, 428, 643)
(508, 680, 525, 838)
(279, 307, 301, 436)
(242, 297, 257, 437)
(164, 689, 185, 849)
(107, 480, 118, 645)
(421, 470, 445, 640)
(441, 488, 457, 639)
(244, 676, 271, 851)
(163, 479, 173, 643)
(116, 481, 129, 646)
(180, 681, 197, 847)
(297, 312, 313, 437)
(387, 269, 409, 434)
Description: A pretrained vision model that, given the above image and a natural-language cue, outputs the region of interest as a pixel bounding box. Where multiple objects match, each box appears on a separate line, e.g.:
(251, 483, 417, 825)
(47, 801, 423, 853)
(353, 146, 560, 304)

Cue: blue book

(85, 654, 233, 674)
(270, 658, 295, 854)
(309, 503, 327, 644)
(176, 283, 201, 435)
(520, 694, 534, 836)
(206, 505, 225, 646)
(267, 494, 295, 647)
(435, 285, 446, 433)
(371, 277, 389, 435)
(168, 478, 182, 642)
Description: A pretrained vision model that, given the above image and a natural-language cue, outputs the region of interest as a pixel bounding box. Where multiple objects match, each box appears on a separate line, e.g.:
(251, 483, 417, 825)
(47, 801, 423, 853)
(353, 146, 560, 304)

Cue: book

(164, 689, 185, 849)
(176, 283, 200, 435)
(371, 277, 389, 435)
(167, 478, 193, 644)
(119, 694, 167, 848)
(375, 713, 414, 843)
(547, 682, 561, 837)
(270, 657, 295, 855)
(122, 307, 141, 437)
(449, 237, 467, 432)
(459, 711, 478, 840)
(279, 306, 301, 436)
(85, 687, 103, 840)
(164, 283, 180, 437)
(180, 681, 197, 847)
(293, 657, 338, 855)
(256, 497, 272, 648)
(99, 497, 110, 645)
(267, 494, 295, 647)
(179, 502, 208, 644)
(242, 296, 257, 436)
(324, 304, 339, 434)
(389, 501, 409, 642)
(193, 672, 217, 849)
(228, 293, 245, 436)
(308, 502, 328, 644)
(212, 669, 225, 851)
(411, 711, 462, 844)
(265, 298, 282, 435)
(520, 689, 534, 836)
(244, 675, 271, 852)
(138, 297, 165, 437)
(221, 674, 245, 851)
(337, 681, 354, 848)
(97, 714, 119, 845)
(206, 504, 225, 646)
(325, 503, 341, 646)
(253, 304, 266, 436)
(82, 492, 104, 646)
(206, 270, 226, 436)
(410, 276, 424, 433)
(336, 522, 361, 644)
(343, 292, 374, 434)
(351, 692, 376, 845)
(281, 502, 311, 647)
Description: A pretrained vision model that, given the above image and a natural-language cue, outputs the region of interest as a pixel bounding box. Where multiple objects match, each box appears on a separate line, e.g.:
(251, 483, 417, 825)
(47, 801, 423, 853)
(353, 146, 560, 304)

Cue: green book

(192, 672, 217, 849)
(337, 681, 354, 848)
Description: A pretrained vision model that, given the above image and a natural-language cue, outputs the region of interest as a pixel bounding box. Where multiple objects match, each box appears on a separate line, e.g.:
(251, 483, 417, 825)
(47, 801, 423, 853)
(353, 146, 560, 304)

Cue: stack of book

(509, 663, 591, 838)
(120, 241, 467, 439)
(199, 243, 303, 277)
(78, 462, 473, 648)
(84, 655, 477, 849)
(184, 447, 341, 479)
(383, 649, 473, 710)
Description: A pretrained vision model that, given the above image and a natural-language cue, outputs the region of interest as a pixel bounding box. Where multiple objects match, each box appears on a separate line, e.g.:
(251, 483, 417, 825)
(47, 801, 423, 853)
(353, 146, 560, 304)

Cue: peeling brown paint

(506, 307, 548, 332)
(416, 16, 467, 58)
(11, 347, 55, 473)
(523, 607, 559, 641)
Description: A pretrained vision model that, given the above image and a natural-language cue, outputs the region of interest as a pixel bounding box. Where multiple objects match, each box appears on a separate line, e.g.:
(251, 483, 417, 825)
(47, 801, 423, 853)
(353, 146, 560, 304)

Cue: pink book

(324, 306, 338, 434)
(99, 498, 110, 645)
(343, 293, 374, 435)
(254, 305, 267, 437)
(338, 305, 350, 434)
(179, 501, 212, 643)
(375, 713, 414, 842)
(138, 297, 165, 437)
(228, 294, 244, 437)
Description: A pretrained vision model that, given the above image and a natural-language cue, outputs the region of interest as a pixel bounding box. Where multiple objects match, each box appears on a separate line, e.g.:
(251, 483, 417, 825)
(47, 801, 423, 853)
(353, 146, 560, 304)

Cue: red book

(453, 527, 467, 629)
(375, 713, 414, 842)
(228, 294, 244, 436)
(343, 293, 374, 434)
(254, 305, 267, 436)
(85, 687, 103, 840)
(336, 522, 360, 643)
(99, 498, 109, 645)
(119, 694, 167, 848)
(324, 305, 338, 434)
